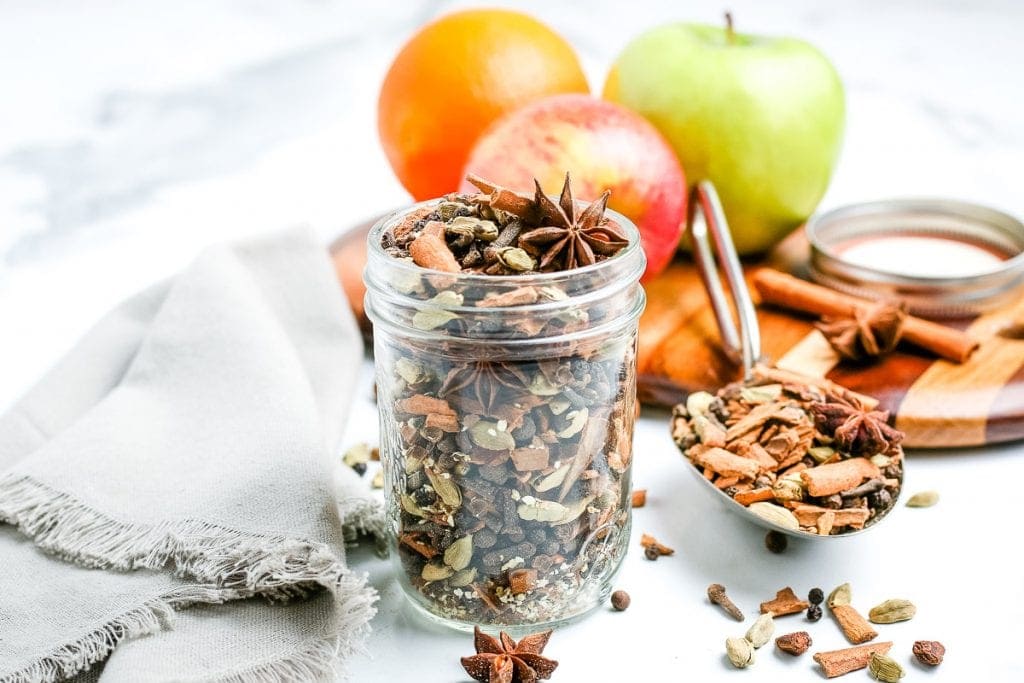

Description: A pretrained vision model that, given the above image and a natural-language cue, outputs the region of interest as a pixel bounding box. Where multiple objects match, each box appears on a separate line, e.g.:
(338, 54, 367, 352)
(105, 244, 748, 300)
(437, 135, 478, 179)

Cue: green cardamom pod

(906, 490, 939, 507)
(745, 613, 775, 648)
(494, 246, 536, 272)
(424, 467, 462, 508)
(421, 562, 454, 582)
(868, 599, 916, 624)
(469, 420, 516, 451)
(686, 391, 715, 417)
(869, 652, 905, 682)
(448, 567, 477, 588)
(748, 502, 800, 530)
(411, 309, 459, 331)
(827, 583, 852, 608)
(725, 637, 755, 668)
(443, 534, 474, 571)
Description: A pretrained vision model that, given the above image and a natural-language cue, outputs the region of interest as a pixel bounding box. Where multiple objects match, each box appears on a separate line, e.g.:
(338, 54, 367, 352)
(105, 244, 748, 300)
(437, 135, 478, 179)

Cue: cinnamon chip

(760, 586, 810, 617)
(640, 533, 674, 556)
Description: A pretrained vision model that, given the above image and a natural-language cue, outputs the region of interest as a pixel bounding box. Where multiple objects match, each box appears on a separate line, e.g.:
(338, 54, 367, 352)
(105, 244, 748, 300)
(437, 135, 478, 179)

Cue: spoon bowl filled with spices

(671, 364, 904, 540)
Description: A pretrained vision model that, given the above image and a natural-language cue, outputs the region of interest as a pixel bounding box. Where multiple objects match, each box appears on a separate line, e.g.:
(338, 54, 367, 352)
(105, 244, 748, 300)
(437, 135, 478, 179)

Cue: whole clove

(708, 583, 744, 621)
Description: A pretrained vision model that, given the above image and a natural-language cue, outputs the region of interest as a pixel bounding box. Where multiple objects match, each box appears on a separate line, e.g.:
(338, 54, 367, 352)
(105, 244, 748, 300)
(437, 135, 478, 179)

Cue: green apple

(603, 17, 844, 254)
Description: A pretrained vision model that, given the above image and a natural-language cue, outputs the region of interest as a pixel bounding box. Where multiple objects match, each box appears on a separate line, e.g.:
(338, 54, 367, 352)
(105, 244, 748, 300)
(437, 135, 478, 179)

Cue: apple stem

(725, 11, 735, 44)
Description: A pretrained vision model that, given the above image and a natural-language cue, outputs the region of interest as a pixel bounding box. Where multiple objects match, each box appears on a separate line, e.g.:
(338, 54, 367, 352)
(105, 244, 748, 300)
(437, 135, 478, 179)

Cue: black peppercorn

(808, 587, 824, 605)
(765, 530, 788, 554)
(351, 461, 367, 476)
(806, 604, 823, 622)
(644, 546, 660, 561)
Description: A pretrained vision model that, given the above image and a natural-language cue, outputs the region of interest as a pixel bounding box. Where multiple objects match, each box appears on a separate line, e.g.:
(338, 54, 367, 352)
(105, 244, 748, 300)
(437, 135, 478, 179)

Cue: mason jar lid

(806, 198, 1024, 318)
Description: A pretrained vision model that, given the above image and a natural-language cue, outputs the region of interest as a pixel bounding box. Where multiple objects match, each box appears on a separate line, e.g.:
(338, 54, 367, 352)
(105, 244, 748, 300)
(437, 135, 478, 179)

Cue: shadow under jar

(364, 201, 646, 633)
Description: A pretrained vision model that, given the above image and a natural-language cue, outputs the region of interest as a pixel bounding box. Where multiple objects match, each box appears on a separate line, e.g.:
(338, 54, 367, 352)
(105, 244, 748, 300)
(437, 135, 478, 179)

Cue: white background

(2, 1, 1023, 680)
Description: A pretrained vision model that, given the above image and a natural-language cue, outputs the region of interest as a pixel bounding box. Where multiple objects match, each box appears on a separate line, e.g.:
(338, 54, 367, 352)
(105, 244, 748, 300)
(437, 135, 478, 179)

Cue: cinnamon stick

(409, 233, 460, 273)
(831, 604, 879, 644)
(760, 587, 810, 616)
(800, 457, 880, 497)
(813, 641, 893, 678)
(693, 447, 760, 480)
(753, 269, 978, 363)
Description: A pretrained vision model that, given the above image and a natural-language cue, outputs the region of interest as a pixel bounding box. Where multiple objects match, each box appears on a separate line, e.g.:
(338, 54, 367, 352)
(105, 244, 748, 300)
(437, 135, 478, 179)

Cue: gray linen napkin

(0, 228, 381, 682)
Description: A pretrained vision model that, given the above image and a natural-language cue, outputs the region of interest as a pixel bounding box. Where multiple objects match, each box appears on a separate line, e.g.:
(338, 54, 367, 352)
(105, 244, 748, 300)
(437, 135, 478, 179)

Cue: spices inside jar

(365, 175, 646, 631)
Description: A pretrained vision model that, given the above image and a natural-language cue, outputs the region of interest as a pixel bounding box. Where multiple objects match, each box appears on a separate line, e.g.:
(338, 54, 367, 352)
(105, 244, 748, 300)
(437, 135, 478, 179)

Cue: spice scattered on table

(806, 587, 824, 621)
(868, 599, 916, 624)
(610, 590, 630, 611)
(726, 636, 755, 668)
(813, 641, 893, 678)
(761, 586, 810, 617)
(707, 583, 744, 621)
(671, 365, 904, 536)
(775, 631, 812, 656)
(342, 442, 374, 475)
(640, 533, 674, 559)
(745, 613, 775, 648)
(868, 652, 905, 682)
(905, 490, 939, 508)
(631, 489, 647, 508)
(912, 640, 945, 666)
(725, 612, 774, 669)
(827, 583, 878, 644)
(764, 530, 787, 553)
(461, 626, 559, 683)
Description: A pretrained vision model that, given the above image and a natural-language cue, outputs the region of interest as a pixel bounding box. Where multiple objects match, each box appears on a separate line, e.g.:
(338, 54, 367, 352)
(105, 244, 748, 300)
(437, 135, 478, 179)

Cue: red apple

(459, 94, 687, 279)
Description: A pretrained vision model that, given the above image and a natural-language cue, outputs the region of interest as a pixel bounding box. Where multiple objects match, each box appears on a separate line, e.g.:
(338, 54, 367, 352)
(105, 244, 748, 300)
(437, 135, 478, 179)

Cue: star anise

(517, 174, 629, 271)
(815, 301, 906, 361)
(810, 395, 904, 455)
(461, 626, 559, 683)
(438, 361, 529, 412)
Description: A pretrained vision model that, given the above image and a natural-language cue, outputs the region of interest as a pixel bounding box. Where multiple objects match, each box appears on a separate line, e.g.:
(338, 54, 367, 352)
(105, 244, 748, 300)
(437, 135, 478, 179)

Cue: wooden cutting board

(331, 221, 1024, 448)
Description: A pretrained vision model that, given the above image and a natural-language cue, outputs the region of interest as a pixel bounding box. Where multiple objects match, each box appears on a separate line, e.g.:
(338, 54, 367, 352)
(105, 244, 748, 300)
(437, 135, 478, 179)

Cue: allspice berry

(775, 631, 812, 656)
(611, 590, 631, 611)
(765, 530, 788, 554)
(912, 640, 945, 666)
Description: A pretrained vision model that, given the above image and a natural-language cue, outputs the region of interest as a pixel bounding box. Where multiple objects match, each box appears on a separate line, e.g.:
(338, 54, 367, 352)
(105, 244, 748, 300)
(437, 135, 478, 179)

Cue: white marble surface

(2, 1, 1023, 680)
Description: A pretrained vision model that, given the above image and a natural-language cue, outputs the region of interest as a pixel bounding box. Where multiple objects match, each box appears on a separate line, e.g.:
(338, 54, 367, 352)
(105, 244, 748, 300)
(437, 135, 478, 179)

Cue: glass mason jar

(364, 201, 646, 632)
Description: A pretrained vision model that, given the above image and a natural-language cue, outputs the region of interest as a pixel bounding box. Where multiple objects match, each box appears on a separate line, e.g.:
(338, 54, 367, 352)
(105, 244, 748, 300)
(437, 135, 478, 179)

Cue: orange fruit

(378, 9, 589, 200)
